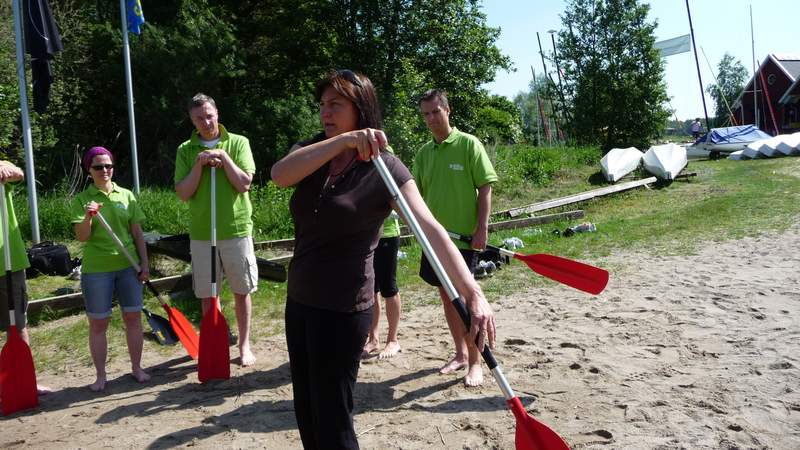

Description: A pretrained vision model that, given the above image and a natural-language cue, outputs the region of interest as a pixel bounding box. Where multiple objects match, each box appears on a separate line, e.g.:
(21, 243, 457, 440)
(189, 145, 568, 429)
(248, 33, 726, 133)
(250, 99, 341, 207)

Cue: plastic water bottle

(503, 237, 524, 250)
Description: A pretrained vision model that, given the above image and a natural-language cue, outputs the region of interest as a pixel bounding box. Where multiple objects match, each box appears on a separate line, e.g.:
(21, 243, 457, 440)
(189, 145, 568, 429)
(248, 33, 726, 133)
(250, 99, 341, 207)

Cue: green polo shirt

(412, 128, 498, 249)
(1, 182, 31, 273)
(381, 213, 401, 238)
(70, 183, 144, 274)
(174, 125, 256, 240)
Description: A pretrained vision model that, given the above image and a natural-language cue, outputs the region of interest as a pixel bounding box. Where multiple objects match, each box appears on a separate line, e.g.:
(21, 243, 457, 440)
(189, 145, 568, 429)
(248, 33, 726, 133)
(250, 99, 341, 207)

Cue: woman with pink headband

(70, 146, 151, 391)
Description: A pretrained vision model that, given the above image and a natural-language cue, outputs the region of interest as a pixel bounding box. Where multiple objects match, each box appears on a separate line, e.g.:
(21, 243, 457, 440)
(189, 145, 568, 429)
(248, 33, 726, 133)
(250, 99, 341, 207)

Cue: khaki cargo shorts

(190, 237, 258, 299)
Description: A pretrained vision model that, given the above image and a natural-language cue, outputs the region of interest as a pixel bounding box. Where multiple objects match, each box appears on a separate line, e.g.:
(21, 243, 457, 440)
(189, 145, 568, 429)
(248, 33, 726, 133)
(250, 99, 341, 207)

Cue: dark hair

(418, 89, 449, 110)
(315, 70, 382, 129)
(187, 93, 217, 112)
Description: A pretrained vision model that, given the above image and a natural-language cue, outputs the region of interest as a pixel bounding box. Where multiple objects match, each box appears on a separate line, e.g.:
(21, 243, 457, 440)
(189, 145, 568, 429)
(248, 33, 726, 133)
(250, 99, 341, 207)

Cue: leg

(88, 317, 110, 391)
(361, 293, 381, 358)
(17, 326, 52, 395)
(305, 304, 371, 449)
(438, 287, 468, 374)
(285, 300, 318, 450)
(116, 267, 150, 383)
(234, 292, 255, 366)
(378, 293, 401, 359)
(122, 311, 150, 383)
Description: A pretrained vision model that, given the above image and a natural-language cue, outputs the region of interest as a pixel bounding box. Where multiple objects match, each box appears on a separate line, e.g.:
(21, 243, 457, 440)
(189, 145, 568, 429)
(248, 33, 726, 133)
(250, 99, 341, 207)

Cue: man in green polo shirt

(175, 93, 259, 367)
(413, 89, 498, 387)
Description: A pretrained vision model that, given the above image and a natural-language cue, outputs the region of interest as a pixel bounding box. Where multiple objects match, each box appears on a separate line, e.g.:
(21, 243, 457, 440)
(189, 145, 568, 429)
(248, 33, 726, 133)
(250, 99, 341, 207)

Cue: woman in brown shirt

(271, 70, 496, 449)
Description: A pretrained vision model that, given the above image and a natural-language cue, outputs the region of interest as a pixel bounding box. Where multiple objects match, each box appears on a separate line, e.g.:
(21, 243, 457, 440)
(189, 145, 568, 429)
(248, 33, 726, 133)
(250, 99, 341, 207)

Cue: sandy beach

(3, 222, 799, 449)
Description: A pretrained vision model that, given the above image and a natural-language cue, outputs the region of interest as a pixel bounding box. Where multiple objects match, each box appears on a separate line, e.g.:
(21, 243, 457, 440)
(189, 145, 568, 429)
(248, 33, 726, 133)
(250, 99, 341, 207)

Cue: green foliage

(492, 144, 599, 195)
(474, 95, 523, 145)
(705, 53, 748, 126)
(249, 182, 294, 240)
(558, 0, 670, 150)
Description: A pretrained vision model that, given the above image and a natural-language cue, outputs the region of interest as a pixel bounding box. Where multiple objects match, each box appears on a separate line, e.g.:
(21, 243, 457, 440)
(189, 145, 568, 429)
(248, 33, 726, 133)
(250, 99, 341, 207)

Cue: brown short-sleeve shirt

(287, 146, 413, 312)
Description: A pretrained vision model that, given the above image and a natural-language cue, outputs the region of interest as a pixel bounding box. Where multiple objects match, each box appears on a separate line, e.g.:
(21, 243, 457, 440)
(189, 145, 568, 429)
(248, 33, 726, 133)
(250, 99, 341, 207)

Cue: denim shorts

(81, 267, 143, 319)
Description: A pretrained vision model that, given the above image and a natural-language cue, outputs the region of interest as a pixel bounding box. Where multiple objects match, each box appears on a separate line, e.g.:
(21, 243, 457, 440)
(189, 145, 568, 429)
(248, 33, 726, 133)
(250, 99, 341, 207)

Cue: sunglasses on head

(336, 69, 363, 88)
(91, 164, 114, 170)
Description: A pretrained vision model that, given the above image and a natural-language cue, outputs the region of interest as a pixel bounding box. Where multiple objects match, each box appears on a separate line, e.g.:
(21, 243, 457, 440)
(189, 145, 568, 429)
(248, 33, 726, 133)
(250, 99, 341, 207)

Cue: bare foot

(464, 363, 484, 387)
(89, 375, 106, 392)
(132, 368, 151, 383)
(240, 346, 256, 367)
(37, 385, 53, 396)
(439, 356, 468, 375)
(361, 339, 379, 359)
(378, 341, 401, 359)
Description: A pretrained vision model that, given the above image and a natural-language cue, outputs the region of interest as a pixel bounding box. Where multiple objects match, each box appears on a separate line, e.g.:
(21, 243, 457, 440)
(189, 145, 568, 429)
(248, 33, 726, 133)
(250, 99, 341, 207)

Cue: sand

(2, 224, 799, 449)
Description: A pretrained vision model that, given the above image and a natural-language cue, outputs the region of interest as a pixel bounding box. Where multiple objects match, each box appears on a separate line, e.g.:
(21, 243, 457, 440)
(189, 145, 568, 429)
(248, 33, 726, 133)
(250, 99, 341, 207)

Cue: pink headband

(82, 146, 113, 173)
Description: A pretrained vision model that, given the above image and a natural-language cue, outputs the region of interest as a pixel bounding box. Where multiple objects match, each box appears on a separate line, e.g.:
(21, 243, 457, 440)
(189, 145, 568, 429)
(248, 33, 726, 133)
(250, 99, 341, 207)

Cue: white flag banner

(655, 34, 691, 57)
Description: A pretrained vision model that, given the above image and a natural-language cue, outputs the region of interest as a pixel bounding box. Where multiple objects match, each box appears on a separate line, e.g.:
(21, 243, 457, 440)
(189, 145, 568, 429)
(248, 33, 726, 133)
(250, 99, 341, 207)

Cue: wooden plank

(486, 210, 584, 231)
(496, 177, 657, 218)
(253, 238, 294, 251)
(28, 274, 194, 314)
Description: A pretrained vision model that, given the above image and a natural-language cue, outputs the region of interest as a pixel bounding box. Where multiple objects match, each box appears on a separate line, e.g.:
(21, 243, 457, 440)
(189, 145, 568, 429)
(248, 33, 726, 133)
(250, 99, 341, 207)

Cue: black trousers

(285, 299, 372, 450)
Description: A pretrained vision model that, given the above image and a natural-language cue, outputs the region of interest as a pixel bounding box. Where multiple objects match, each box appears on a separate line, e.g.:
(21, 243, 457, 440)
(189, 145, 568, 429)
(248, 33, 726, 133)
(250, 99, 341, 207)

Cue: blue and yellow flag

(126, 0, 145, 34)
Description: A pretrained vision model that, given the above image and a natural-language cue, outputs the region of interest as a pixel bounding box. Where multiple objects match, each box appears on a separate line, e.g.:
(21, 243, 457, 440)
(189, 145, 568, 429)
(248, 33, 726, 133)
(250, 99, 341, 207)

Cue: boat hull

(643, 143, 687, 180)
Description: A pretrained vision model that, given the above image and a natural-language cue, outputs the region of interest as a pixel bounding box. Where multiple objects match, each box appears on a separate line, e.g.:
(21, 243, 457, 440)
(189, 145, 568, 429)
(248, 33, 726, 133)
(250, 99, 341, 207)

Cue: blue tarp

(694, 125, 772, 146)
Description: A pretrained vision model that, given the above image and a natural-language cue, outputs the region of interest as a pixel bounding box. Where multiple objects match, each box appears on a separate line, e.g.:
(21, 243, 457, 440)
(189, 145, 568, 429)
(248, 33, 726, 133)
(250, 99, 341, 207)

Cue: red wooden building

(732, 54, 800, 135)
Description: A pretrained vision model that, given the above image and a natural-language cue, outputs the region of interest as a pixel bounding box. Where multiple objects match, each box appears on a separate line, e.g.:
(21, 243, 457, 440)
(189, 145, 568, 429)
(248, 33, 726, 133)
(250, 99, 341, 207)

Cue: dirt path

(3, 224, 799, 449)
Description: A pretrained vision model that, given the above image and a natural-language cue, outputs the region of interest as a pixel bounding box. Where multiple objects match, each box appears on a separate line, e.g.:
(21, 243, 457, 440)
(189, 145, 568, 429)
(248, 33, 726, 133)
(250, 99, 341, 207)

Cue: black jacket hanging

(22, 0, 63, 114)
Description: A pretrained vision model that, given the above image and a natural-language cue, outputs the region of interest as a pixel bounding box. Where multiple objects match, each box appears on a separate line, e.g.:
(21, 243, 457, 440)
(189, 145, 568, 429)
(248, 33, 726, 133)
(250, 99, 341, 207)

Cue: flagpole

(12, 0, 41, 243)
(119, 0, 140, 194)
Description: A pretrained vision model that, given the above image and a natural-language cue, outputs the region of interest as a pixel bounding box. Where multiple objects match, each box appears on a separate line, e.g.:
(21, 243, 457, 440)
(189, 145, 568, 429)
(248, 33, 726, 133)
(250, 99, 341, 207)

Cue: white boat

(742, 141, 766, 159)
(775, 133, 800, 156)
(600, 147, 643, 182)
(643, 143, 687, 180)
(727, 150, 747, 160)
(690, 125, 772, 155)
(757, 135, 785, 157)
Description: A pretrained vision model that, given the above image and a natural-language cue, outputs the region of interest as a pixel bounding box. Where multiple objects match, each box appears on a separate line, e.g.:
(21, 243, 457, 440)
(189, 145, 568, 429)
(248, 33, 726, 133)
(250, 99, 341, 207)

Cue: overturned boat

(643, 143, 687, 180)
(601, 147, 643, 182)
(689, 125, 772, 156)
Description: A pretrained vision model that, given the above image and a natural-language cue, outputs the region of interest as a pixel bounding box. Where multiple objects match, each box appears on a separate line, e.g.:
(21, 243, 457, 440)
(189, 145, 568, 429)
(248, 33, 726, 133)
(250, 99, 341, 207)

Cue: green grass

(16, 148, 800, 372)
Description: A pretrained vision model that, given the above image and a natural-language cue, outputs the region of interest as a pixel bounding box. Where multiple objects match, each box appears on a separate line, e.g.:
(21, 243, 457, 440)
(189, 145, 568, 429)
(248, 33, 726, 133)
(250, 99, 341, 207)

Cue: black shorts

(419, 248, 477, 287)
(374, 236, 400, 298)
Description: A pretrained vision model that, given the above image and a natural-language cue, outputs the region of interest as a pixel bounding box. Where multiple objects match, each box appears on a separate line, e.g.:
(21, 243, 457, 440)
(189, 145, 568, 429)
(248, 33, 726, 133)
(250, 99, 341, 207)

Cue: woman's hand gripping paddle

(448, 232, 609, 295)
(371, 155, 570, 450)
(92, 210, 199, 359)
(198, 166, 230, 382)
(0, 182, 38, 416)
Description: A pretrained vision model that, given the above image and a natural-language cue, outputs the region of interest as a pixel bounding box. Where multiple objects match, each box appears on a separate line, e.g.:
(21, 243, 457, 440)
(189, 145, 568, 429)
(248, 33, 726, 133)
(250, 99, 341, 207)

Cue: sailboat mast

(685, 0, 711, 133)
(750, 4, 758, 128)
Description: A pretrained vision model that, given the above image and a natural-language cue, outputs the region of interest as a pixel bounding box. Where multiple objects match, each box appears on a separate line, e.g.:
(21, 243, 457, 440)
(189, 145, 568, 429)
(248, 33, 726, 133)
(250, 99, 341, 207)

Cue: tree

(705, 53, 748, 126)
(1, 0, 510, 185)
(557, 0, 669, 151)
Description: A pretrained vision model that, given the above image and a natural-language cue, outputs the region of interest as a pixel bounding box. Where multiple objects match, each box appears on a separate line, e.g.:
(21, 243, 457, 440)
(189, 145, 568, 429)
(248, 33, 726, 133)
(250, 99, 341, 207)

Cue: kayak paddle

(371, 155, 570, 450)
(198, 166, 230, 382)
(448, 231, 609, 295)
(0, 182, 38, 416)
(93, 211, 199, 359)
(142, 307, 178, 346)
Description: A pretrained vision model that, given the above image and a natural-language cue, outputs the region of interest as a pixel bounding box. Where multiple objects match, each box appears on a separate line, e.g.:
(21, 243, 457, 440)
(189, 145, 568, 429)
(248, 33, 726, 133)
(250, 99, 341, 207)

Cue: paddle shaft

(210, 167, 217, 299)
(371, 156, 515, 399)
(0, 183, 13, 325)
(93, 211, 164, 305)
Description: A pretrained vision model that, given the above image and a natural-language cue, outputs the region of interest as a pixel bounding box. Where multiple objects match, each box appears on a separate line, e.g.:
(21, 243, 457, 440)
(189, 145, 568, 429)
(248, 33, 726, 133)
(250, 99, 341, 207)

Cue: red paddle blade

(0, 325, 39, 415)
(164, 305, 200, 360)
(507, 397, 570, 450)
(198, 297, 230, 383)
(515, 253, 609, 295)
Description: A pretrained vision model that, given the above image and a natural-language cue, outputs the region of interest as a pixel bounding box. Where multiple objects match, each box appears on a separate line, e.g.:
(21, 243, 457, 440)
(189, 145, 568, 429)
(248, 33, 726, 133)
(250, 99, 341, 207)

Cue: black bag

(26, 241, 75, 277)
